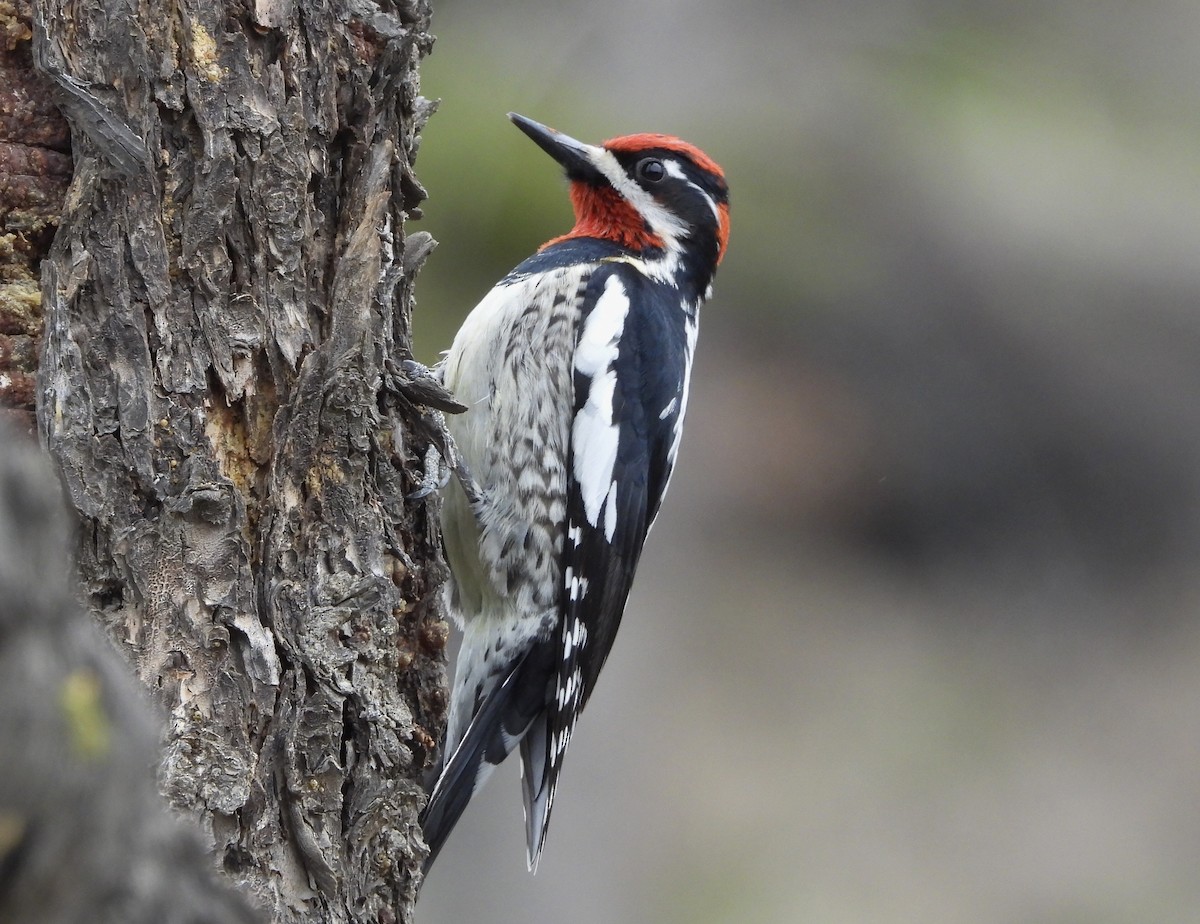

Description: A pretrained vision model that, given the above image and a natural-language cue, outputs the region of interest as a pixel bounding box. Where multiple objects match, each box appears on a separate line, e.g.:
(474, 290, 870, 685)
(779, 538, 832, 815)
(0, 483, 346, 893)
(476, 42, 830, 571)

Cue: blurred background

(411, 1, 1200, 921)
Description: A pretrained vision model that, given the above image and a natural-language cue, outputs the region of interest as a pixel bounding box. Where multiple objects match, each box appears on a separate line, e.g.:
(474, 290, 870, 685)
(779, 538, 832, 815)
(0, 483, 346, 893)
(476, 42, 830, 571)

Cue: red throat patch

(606, 132, 729, 264)
(541, 182, 667, 252)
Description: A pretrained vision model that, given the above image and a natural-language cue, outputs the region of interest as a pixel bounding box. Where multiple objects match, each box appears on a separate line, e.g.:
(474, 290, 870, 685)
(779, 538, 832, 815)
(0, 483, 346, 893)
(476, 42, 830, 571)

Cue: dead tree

(6, 0, 451, 920)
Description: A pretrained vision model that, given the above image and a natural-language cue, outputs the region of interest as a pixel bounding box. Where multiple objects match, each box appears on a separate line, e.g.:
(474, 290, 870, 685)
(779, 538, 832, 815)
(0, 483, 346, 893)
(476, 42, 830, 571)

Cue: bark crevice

(25, 1, 446, 920)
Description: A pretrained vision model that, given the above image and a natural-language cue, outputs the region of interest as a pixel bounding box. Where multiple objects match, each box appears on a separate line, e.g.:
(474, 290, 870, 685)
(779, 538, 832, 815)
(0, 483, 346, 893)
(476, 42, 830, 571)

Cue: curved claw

(398, 359, 468, 415)
(452, 457, 486, 515)
(404, 405, 487, 523)
(407, 443, 452, 501)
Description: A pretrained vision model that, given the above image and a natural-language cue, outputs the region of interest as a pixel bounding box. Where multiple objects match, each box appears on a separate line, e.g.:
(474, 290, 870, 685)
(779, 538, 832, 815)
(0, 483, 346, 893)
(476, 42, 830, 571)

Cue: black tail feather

(519, 712, 554, 870)
(421, 642, 554, 874)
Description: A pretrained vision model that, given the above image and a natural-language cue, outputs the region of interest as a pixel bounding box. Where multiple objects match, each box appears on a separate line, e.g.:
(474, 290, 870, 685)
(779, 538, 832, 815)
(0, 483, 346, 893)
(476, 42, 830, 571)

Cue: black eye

(637, 158, 666, 183)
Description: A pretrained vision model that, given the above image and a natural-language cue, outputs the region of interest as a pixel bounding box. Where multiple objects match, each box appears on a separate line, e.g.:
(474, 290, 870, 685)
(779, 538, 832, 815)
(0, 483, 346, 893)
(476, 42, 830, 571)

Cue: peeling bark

(0, 0, 71, 432)
(0, 428, 263, 924)
(30, 1, 448, 921)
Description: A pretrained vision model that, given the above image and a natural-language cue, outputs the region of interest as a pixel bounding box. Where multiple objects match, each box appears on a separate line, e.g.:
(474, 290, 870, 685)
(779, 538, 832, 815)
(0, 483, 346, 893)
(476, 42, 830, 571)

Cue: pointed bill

(509, 113, 605, 184)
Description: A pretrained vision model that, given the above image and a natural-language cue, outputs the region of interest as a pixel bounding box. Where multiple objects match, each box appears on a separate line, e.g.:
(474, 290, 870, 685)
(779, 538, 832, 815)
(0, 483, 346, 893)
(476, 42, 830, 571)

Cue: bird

(421, 112, 729, 874)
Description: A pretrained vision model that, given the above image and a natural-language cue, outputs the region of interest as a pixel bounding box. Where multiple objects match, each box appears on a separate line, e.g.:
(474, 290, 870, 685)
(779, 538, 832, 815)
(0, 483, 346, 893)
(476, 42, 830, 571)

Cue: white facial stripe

(663, 160, 722, 226)
(585, 147, 690, 249)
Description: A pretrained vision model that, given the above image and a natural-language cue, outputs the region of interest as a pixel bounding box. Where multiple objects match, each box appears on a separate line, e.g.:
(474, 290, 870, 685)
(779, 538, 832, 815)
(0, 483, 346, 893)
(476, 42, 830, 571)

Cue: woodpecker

(421, 113, 729, 873)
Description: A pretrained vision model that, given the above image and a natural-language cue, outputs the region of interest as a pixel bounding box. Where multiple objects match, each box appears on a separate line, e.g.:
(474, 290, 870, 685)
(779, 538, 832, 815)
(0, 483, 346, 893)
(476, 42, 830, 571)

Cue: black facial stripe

(614, 149, 727, 202)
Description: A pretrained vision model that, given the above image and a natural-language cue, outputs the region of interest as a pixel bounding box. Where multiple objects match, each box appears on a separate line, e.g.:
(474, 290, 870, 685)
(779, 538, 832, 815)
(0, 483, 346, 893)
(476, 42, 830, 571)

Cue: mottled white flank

(572, 275, 629, 539)
(439, 263, 587, 763)
(659, 396, 678, 420)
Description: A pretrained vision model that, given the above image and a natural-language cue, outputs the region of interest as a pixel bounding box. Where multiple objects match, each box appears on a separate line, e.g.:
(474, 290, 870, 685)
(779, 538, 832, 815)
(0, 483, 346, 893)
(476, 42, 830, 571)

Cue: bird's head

(510, 113, 730, 291)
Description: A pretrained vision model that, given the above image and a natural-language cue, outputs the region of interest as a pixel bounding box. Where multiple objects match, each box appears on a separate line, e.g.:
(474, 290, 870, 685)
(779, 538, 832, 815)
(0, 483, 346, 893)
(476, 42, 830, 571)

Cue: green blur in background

(414, 2, 1200, 922)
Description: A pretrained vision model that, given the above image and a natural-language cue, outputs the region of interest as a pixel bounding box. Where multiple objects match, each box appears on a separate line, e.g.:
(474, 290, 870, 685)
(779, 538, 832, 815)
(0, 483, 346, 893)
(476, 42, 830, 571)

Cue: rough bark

(27, 0, 449, 921)
(0, 427, 263, 924)
(0, 0, 71, 432)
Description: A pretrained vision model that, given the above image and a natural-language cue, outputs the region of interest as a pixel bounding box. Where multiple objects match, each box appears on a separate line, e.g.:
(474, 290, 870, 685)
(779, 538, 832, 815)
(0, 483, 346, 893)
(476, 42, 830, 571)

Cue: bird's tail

(421, 644, 552, 874)
(519, 713, 554, 871)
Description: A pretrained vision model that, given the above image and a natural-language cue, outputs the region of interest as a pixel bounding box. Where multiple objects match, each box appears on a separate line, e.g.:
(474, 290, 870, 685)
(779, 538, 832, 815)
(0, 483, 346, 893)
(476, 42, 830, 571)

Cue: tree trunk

(0, 423, 264, 924)
(27, 0, 448, 920)
(0, 0, 71, 434)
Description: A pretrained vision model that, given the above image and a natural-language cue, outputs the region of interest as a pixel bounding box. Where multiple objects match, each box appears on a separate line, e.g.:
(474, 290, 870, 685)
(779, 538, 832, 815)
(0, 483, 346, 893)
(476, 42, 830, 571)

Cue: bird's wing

(520, 268, 692, 868)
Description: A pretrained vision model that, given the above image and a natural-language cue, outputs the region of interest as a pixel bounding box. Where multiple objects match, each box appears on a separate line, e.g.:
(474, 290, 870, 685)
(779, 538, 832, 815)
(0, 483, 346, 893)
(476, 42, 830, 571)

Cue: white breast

(440, 265, 590, 623)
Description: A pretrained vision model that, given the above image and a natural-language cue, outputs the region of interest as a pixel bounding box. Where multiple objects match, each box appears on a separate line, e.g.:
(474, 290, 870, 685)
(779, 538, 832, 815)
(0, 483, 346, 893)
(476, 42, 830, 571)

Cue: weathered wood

(0, 0, 71, 432)
(32, 1, 448, 920)
(0, 427, 263, 924)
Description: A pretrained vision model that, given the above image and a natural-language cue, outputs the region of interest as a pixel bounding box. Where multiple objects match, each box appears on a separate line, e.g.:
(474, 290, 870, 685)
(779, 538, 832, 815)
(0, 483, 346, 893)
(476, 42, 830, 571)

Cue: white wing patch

(572, 275, 629, 540)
